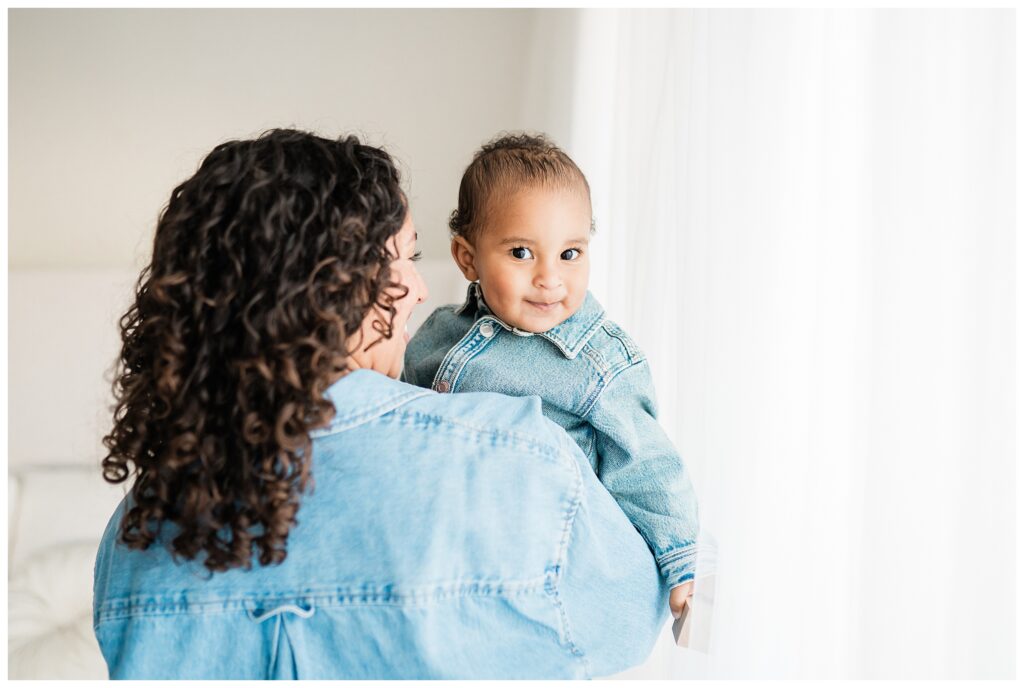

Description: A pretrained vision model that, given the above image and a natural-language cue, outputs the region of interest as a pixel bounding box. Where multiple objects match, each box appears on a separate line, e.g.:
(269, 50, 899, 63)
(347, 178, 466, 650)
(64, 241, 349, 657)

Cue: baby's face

(456, 186, 591, 333)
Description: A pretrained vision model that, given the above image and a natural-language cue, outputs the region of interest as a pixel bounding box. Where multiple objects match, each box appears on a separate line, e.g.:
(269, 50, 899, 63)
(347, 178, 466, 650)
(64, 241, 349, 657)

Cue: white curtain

(569, 9, 1014, 679)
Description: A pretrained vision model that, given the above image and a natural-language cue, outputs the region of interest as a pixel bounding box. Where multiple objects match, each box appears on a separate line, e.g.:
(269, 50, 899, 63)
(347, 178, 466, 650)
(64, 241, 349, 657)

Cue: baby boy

(403, 134, 699, 619)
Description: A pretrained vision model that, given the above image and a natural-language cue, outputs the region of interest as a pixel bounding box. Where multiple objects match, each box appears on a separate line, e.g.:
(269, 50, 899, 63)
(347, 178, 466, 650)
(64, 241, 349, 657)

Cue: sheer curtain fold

(570, 9, 1014, 679)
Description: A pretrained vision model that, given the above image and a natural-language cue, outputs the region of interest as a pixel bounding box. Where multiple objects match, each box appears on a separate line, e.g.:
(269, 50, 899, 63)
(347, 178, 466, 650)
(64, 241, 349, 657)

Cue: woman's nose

(415, 267, 429, 303)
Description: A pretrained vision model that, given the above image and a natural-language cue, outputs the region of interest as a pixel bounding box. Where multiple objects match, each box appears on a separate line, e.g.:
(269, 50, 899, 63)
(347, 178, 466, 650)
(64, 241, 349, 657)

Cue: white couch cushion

(9, 474, 21, 563)
(8, 541, 108, 679)
(9, 466, 126, 572)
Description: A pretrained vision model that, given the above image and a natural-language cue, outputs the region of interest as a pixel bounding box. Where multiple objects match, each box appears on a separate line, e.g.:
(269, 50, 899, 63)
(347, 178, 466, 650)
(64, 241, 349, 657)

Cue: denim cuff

(656, 542, 699, 588)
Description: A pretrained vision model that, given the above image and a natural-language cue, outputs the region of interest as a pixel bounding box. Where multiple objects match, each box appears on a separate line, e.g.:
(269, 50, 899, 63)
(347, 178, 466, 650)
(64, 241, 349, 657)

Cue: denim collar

(454, 282, 605, 360)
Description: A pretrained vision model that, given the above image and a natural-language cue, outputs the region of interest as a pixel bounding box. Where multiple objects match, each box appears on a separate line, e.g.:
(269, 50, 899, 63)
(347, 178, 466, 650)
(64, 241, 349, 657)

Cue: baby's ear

(451, 236, 479, 282)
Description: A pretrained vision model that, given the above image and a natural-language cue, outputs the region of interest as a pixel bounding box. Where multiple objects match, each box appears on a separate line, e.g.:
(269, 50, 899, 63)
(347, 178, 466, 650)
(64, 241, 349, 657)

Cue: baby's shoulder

(419, 302, 472, 330)
(581, 315, 647, 373)
(409, 304, 474, 347)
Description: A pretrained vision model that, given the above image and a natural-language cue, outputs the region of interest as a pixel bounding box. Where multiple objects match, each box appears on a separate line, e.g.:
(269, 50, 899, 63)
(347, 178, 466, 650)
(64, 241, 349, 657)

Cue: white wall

(520, 9, 581, 154)
(7, 7, 587, 461)
(8, 8, 580, 268)
(7, 6, 586, 459)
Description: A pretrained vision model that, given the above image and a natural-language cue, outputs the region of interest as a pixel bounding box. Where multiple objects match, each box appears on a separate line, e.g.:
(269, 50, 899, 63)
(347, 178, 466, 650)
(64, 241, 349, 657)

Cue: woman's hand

(669, 581, 694, 619)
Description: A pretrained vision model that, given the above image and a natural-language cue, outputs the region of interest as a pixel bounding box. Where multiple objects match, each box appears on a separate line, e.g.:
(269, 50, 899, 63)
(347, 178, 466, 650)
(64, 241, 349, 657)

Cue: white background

(6, 8, 1017, 680)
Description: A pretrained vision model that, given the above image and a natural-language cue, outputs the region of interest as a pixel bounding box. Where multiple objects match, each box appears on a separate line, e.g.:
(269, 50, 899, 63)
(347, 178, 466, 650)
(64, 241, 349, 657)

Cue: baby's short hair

(449, 132, 592, 243)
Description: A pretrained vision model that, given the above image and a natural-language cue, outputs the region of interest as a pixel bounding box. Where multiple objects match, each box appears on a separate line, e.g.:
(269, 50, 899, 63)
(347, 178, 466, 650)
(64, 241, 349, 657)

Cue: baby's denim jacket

(404, 282, 700, 586)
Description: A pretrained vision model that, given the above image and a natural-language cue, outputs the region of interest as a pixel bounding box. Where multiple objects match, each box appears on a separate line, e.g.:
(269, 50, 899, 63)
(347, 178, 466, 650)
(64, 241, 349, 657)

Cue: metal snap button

(480, 322, 494, 337)
(436, 381, 450, 393)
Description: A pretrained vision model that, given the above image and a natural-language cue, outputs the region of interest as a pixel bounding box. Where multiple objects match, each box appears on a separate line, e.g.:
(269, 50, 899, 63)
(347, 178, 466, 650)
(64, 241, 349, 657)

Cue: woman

(93, 129, 668, 679)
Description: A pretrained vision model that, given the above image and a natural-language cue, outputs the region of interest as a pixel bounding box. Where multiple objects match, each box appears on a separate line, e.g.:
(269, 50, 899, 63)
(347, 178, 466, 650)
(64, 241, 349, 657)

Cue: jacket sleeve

(553, 425, 670, 677)
(585, 359, 700, 587)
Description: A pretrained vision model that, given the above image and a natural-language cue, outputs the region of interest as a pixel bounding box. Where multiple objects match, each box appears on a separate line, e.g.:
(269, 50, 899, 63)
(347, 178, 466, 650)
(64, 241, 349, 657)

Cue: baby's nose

(533, 265, 562, 290)
(534, 274, 560, 290)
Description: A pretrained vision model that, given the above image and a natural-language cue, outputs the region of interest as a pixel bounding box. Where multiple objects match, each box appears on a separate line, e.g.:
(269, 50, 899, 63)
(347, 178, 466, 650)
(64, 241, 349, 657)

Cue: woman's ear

(451, 236, 479, 282)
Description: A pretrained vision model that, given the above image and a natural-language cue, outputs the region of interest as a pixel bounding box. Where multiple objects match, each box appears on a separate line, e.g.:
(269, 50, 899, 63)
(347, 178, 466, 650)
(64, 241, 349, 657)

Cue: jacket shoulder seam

(311, 389, 433, 438)
(595, 319, 645, 363)
(389, 407, 566, 464)
(578, 356, 647, 420)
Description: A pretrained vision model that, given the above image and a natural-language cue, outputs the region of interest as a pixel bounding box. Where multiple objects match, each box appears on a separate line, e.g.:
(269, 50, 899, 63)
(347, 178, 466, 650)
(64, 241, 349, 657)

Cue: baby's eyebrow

(497, 236, 591, 246)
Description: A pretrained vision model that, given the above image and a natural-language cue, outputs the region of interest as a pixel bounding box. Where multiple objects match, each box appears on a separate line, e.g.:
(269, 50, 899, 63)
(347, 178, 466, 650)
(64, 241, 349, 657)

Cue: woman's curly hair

(102, 129, 408, 573)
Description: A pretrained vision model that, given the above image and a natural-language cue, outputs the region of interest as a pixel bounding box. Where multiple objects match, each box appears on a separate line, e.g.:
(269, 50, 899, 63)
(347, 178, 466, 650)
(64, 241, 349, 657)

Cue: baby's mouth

(525, 299, 561, 312)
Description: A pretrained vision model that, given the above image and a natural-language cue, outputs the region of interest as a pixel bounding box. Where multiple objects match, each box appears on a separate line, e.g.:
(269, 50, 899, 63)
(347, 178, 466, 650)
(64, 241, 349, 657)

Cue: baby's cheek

(568, 289, 587, 312)
(489, 279, 520, 310)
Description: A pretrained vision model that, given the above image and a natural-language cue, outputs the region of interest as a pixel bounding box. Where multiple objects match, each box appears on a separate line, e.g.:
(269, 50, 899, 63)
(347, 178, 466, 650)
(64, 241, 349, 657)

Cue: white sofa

(7, 263, 712, 679)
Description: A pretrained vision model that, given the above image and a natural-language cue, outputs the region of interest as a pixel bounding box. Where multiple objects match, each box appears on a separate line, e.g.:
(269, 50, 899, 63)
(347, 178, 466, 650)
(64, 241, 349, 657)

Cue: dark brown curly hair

(449, 132, 593, 243)
(102, 129, 408, 573)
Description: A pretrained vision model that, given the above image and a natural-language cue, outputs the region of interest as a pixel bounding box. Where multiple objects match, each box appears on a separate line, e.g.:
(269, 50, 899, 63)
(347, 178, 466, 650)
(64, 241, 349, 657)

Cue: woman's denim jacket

(93, 369, 669, 679)
(404, 282, 700, 587)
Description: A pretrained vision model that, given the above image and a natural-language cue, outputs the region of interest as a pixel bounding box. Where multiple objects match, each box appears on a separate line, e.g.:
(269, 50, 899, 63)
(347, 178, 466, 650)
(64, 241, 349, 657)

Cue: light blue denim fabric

(92, 369, 668, 679)
(403, 282, 700, 587)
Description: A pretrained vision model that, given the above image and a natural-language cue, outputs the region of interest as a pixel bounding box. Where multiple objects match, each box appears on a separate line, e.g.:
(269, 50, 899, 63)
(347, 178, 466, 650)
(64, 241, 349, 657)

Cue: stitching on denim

(656, 543, 700, 584)
(448, 327, 500, 389)
(386, 409, 565, 462)
(600, 321, 642, 362)
(575, 348, 608, 417)
(552, 436, 583, 571)
(538, 314, 605, 360)
(95, 585, 552, 626)
(656, 541, 699, 567)
(578, 355, 641, 420)
(581, 341, 609, 375)
(311, 389, 433, 438)
(95, 576, 552, 623)
(543, 433, 590, 677)
(431, 324, 472, 389)
(544, 572, 590, 678)
(431, 320, 495, 391)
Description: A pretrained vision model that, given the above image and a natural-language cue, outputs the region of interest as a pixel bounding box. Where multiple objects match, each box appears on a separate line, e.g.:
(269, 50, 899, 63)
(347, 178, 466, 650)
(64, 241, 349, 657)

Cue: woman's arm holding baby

(584, 358, 700, 613)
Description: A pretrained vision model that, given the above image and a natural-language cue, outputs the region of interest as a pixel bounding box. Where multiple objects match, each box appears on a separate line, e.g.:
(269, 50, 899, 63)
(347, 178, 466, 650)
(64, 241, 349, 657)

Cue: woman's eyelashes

(508, 247, 584, 261)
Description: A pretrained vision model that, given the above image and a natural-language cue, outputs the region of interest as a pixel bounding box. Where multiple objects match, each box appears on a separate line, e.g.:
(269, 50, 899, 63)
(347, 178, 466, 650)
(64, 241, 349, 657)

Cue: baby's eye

(510, 246, 534, 260)
(561, 248, 581, 261)
(410, 251, 423, 262)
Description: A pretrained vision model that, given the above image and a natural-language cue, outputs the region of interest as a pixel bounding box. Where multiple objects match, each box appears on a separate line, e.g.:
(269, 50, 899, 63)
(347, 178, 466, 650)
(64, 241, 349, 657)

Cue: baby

(403, 133, 699, 619)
